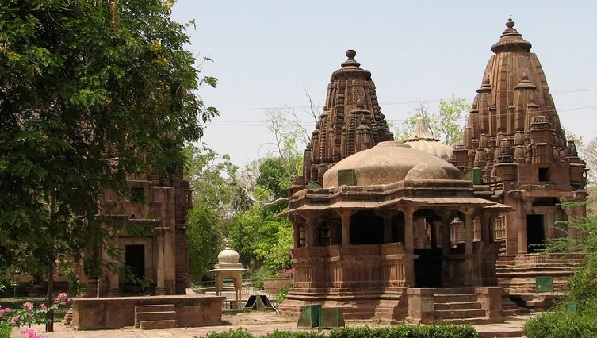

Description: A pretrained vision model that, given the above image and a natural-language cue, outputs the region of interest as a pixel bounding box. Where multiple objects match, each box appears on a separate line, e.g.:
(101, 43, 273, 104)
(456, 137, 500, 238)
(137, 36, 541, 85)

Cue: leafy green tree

(0, 1, 215, 330)
(228, 205, 293, 271)
(227, 109, 304, 274)
(184, 145, 244, 282)
(395, 96, 470, 145)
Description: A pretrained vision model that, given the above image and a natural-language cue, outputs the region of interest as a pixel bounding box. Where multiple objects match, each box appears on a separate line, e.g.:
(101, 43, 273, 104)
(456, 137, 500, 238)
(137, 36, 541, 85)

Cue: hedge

(199, 324, 480, 338)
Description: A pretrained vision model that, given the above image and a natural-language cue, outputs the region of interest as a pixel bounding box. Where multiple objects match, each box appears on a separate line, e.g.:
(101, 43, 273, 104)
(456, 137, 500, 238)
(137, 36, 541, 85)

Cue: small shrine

(210, 247, 246, 308)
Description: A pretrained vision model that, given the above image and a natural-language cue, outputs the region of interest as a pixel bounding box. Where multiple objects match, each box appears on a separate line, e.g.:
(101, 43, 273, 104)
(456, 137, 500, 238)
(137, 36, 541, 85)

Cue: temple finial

(342, 49, 361, 68)
(506, 17, 514, 29)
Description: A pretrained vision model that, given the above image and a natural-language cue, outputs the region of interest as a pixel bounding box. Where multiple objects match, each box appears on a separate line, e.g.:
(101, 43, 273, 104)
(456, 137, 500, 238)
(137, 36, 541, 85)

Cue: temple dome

(405, 163, 449, 180)
(403, 117, 454, 159)
(213, 247, 244, 270)
(322, 141, 462, 188)
(217, 248, 240, 264)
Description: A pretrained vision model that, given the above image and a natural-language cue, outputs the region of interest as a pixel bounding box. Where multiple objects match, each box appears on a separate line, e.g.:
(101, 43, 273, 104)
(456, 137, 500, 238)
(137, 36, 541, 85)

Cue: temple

(282, 19, 588, 322)
(280, 51, 509, 324)
(81, 171, 192, 297)
(449, 19, 587, 301)
(302, 50, 393, 186)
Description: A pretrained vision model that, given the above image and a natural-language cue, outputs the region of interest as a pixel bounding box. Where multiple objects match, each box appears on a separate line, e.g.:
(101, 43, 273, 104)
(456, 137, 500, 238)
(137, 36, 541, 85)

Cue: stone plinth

(71, 295, 225, 330)
(406, 288, 435, 324)
(475, 287, 503, 322)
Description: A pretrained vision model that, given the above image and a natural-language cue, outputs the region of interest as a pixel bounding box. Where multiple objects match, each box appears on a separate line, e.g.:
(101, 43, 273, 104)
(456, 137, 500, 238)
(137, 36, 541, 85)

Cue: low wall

(263, 278, 293, 295)
(71, 295, 225, 329)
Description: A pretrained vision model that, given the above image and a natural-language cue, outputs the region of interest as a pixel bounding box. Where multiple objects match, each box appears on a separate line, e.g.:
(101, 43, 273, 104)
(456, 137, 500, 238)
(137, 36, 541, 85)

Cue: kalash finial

(342, 49, 361, 68)
(506, 17, 515, 29)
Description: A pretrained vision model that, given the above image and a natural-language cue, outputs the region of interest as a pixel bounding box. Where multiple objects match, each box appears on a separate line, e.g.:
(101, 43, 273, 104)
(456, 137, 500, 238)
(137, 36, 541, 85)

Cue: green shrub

(524, 302, 597, 338)
(203, 328, 255, 338)
(328, 324, 479, 338)
(197, 324, 480, 338)
(0, 324, 11, 338)
(263, 330, 324, 338)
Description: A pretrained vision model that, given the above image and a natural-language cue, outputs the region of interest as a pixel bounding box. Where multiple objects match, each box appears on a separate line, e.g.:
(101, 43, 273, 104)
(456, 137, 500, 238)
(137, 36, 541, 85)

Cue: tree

(0, 1, 215, 330)
(394, 96, 470, 145)
(184, 145, 245, 282)
(580, 136, 597, 188)
(227, 109, 305, 275)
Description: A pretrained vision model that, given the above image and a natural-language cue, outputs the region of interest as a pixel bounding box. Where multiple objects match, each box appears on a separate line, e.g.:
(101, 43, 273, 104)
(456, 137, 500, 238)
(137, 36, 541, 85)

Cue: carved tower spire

(303, 50, 393, 185)
(453, 19, 585, 190)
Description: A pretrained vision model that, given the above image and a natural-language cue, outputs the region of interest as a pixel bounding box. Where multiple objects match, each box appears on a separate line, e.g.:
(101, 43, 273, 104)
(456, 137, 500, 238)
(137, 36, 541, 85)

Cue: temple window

(538, 167, 550, 182)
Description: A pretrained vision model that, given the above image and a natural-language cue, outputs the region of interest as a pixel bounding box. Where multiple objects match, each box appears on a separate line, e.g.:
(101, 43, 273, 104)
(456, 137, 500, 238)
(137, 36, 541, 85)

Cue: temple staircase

(496, 253, 583, 294)
(134, 304, 177, 329)
(432, 288, 496, 324)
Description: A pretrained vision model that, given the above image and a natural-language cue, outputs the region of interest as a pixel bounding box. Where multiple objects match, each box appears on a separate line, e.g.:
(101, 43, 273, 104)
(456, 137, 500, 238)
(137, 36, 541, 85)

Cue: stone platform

(71, 294, 225, 329)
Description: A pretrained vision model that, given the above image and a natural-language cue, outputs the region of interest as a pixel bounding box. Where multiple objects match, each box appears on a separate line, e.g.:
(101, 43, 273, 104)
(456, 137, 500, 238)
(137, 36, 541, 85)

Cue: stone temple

(281, 51, 509, 323)
(281, 19, 586, 322)
(450, 19, 586, 303)
(80, 171, 192, 297)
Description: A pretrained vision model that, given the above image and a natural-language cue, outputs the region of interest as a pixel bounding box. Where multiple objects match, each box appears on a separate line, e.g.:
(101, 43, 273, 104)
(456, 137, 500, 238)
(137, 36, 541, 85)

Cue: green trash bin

(297, 305, 321, 328)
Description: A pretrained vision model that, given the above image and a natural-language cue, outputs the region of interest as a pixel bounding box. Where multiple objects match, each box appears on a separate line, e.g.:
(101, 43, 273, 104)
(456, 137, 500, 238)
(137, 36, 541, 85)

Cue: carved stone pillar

(338, 209, 354, 245)
(441, 211, 452, 287)
(464, 209, 475, 286)
(517, 200, 528, 254)
(107, 237, 121, 297)
(155, 227, 166, 295)
(304, 215, 316, 247)
(404, 207, 415, 287)
(292, 216, 301, 248)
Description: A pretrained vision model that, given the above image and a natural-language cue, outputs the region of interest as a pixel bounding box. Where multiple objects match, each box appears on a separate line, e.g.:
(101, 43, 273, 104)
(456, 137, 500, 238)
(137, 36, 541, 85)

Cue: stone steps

(432, 289, 489, 324)
(135, 304, 177, 329)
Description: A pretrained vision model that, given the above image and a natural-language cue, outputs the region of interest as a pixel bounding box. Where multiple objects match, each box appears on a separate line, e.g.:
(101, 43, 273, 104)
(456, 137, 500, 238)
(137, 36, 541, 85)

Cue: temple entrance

(526, 214, 545, 253)
(124, 244, 145, 285)
(414, 248, 442, 287)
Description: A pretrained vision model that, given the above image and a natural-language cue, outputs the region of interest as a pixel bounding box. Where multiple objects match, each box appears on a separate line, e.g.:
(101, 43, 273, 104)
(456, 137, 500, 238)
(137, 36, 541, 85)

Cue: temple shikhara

(302, 50, 394, 186)
(281, 19, 586, 323)
(450, 18, 586, 302)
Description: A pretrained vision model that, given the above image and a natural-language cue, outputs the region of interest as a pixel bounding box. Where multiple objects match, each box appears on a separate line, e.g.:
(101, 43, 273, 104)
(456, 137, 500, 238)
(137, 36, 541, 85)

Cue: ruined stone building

(81, 171, 192, 297)
(450, 19, 586, 299)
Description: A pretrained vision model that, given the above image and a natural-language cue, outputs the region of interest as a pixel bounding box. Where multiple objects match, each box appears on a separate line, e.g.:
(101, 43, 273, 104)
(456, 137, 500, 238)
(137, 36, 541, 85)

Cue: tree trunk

(45, 261, 54, 332)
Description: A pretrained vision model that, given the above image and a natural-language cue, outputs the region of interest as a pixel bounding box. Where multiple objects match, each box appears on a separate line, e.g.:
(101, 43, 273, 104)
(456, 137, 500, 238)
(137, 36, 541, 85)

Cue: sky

(171, 1, 597, 168)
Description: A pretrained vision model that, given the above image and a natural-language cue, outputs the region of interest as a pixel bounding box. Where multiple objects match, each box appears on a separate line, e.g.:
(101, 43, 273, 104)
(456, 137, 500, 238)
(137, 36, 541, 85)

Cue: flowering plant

(0, 293, 71, 338)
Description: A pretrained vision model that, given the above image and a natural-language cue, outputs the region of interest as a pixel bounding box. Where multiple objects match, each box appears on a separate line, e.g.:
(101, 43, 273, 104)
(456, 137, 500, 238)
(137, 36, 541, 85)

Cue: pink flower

(40, 303, 47, 310)
(10, 316, 19, 324)
(21, 328, 43, 338)
(4, 307, 11, 313)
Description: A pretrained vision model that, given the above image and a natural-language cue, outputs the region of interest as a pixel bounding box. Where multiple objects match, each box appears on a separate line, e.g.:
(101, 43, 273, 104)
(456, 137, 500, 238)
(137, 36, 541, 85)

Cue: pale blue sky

(172, 1, 597, 167)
